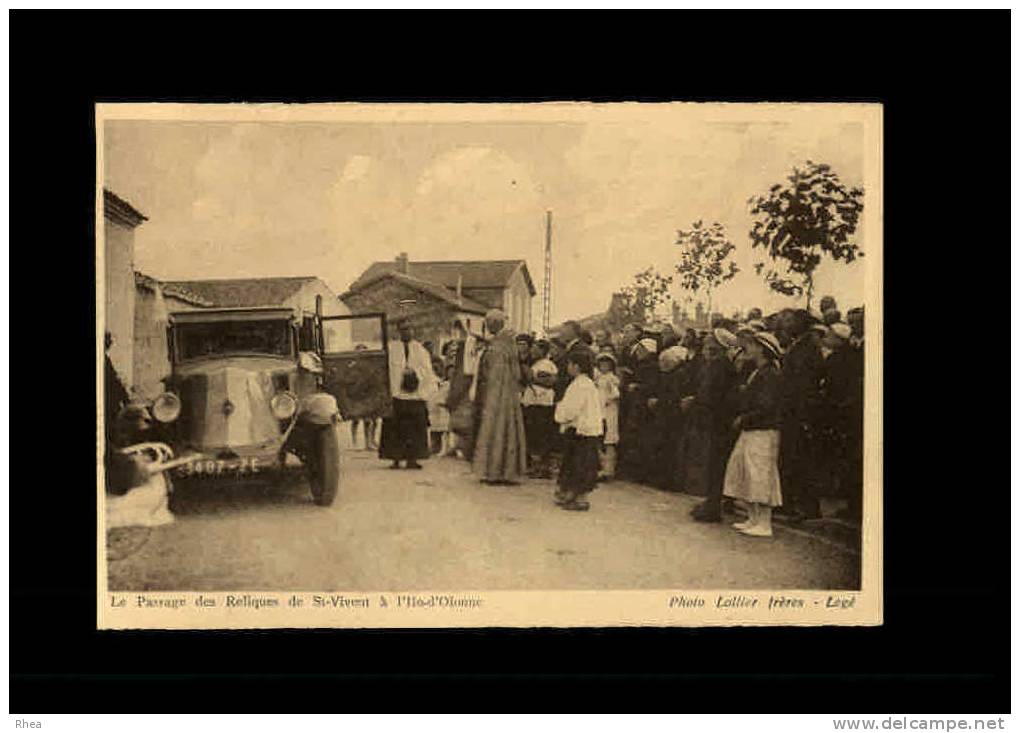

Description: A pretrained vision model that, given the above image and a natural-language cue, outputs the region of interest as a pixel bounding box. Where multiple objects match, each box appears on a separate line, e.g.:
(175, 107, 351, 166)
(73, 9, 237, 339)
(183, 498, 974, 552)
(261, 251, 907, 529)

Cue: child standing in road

(554, 350, 603, 511)
(428, 359, 451, 456)
(594, 352, 620, 481)
(522, 338, 559, 478)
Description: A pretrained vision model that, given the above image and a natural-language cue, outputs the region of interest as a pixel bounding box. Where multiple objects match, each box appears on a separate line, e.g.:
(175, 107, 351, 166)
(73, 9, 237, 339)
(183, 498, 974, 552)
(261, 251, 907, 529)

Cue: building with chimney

(342, 253, 536, 353)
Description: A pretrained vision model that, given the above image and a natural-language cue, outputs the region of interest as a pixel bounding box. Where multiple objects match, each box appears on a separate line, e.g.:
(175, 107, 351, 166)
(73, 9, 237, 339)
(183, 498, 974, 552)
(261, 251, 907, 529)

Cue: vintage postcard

(96, 101, 882, 629)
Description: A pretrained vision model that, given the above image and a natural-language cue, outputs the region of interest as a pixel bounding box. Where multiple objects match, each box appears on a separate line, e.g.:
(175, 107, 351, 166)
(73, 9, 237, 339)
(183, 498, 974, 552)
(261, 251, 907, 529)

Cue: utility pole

(542, 210, 552, 332)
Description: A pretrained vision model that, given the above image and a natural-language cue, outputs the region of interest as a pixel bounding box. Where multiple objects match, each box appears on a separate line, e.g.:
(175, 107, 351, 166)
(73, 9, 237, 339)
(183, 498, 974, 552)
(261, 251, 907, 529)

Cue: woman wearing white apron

(723, 331, 784, 537)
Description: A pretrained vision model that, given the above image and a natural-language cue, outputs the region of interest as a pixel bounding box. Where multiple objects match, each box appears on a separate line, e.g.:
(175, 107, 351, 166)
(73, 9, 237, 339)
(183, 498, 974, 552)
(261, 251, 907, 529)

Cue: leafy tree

(615, 267, 674, 325)
(674, 220, 739, 323)
(749, 160, 864, 308)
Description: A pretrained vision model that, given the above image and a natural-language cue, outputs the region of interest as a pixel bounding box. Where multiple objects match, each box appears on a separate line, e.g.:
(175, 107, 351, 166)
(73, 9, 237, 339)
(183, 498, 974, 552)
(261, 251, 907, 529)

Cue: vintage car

(149, 303, 393, 506)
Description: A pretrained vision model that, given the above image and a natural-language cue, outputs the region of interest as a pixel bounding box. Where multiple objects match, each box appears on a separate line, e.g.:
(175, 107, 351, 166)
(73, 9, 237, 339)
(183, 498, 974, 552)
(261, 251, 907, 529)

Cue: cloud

(110, 112, 868, 323)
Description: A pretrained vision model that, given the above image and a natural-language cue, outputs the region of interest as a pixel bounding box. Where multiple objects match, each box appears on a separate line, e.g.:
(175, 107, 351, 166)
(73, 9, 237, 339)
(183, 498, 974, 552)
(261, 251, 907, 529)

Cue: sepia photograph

(96, 102, 882, 628)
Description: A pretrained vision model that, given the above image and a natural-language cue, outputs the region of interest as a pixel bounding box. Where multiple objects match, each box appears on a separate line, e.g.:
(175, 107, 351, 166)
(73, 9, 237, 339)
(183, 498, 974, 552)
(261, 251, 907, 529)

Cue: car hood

(170, 356, 297, 453)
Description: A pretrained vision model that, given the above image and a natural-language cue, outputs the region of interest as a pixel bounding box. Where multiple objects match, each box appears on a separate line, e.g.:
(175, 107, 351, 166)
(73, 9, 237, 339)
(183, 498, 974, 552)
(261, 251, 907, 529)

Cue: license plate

(176, 457, 263, 477)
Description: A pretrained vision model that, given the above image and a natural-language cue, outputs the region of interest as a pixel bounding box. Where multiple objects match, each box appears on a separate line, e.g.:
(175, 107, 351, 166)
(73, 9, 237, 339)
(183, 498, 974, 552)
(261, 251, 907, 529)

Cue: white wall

(133, 284, 171, 401)
(288, 279, 350, 317)
(502, 267, 533, 334)
(105, 219, 136, 388)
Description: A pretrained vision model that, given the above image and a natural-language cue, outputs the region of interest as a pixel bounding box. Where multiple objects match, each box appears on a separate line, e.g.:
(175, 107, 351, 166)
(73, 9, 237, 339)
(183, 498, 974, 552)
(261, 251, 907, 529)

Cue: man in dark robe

(777, 308, 826, 520)
(379, 318, 438, 469)
(472, 309, 528, 484)
(651, 340, 691, 491)
(618, 338, 660, 484)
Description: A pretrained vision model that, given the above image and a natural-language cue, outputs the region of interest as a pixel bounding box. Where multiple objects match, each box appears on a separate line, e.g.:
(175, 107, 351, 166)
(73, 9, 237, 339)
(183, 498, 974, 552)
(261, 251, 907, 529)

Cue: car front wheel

(306, 425, 340, 506)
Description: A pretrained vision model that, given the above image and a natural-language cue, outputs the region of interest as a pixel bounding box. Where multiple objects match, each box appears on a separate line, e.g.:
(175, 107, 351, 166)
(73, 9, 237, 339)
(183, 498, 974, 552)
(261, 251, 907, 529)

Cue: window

(322, 316, 385, 354)
(176, 319, 293, 361)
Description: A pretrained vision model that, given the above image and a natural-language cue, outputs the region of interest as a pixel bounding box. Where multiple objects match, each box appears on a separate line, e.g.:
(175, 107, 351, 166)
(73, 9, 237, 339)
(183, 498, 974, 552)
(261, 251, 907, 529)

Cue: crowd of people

(368, 298, 865, 535)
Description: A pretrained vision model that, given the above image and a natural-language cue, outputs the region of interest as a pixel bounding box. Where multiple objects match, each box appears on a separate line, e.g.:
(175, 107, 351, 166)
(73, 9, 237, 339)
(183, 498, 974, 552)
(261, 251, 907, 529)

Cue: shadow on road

(168, 473, 313, 517)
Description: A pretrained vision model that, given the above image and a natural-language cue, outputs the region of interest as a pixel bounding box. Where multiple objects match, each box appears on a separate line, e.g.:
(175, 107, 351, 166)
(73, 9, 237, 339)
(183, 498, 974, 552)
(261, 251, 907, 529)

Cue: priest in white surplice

(378, 317, 438, 469)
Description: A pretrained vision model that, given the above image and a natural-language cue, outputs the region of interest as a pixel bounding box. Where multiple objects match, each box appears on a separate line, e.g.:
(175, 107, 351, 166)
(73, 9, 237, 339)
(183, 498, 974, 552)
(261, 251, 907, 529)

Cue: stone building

(345, 254, 536, 342)
(340, 267, 490, 354)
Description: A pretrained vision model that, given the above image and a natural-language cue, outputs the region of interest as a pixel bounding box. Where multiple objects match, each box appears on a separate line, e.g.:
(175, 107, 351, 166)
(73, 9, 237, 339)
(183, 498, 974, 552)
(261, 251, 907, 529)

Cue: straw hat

(658, 345, 689, 372)
(753, 331, 783, 359)
(829, 323, 852, 340)
(713, 327, 740, 349)
(638, 337, 658, 354)
(595, 351, 617, 366)
(632, 336, 656, 356)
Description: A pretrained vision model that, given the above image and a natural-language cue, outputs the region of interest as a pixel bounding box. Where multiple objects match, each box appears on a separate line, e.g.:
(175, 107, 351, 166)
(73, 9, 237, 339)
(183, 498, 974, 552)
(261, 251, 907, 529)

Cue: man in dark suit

(777, 309, 826, 521)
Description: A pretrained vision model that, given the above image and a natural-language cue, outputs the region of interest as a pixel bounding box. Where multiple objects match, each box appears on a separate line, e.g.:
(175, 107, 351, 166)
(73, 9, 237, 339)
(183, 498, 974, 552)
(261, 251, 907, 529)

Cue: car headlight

(152, 392, 181, 423)
(271, 391, 298, 420)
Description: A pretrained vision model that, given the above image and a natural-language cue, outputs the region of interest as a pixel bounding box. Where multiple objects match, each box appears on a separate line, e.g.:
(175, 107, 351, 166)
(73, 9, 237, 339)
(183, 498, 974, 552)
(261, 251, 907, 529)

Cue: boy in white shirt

(554, 349, 603, 511)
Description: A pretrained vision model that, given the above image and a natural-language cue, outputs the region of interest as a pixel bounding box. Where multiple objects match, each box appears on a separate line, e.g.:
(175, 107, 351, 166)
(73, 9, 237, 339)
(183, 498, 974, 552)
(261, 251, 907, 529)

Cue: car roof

(169, 307, 301, 324)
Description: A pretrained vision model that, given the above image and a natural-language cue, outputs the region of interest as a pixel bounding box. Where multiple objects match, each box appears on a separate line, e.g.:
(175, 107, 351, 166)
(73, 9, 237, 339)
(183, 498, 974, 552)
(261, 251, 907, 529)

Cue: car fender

(299, 392, 339, 426)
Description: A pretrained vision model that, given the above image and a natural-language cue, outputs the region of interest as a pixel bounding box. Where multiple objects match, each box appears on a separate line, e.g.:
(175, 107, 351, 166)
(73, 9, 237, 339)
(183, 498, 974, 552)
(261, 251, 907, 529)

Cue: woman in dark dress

(652, 344, 694, 492)
(687, 331, 738, 521)
(618, 338, 660, 484)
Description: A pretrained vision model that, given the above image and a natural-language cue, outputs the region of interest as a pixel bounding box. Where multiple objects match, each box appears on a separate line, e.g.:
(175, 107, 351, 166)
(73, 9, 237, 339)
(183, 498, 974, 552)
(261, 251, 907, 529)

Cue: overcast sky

(104, 105, 870, 326)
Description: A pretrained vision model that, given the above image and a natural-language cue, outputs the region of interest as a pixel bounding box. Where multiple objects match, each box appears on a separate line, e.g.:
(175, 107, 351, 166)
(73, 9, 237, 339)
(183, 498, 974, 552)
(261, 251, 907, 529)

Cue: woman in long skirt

(723, 331, 784, 537)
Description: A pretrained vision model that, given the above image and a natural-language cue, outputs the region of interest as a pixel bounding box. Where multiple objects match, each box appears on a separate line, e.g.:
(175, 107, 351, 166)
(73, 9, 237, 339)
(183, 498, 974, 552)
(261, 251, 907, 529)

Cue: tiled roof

(104, 189, 147, 228)
(135, 271, 212, 307)
(342, 270, 491, 315)
(350, 259, 536, 296)
(162, 276, 319, 308)
(134, 271, 161, 291)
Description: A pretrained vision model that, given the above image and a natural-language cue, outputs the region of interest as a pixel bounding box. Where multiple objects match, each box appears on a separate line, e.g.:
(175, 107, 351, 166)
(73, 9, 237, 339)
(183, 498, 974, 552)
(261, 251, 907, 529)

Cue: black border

(10, 9, 1009, 712)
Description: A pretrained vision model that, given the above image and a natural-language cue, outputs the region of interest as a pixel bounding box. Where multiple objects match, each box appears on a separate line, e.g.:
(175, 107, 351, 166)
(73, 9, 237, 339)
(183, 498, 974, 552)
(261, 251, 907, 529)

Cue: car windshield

(177, 319, 293, 361)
